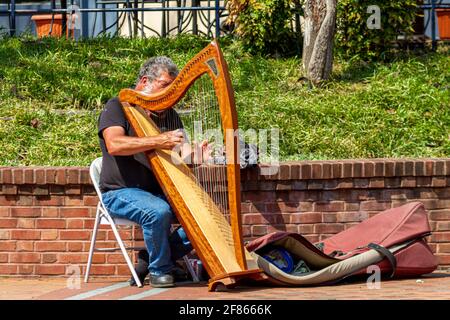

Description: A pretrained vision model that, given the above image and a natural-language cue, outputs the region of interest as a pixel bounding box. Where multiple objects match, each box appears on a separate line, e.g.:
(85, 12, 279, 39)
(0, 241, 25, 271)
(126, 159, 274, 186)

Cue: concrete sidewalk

(1, 272, 450, 300)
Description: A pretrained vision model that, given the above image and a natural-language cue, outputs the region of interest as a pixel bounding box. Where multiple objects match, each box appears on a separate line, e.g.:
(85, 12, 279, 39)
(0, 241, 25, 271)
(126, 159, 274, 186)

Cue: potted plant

(436, 8, 450, 40)
(31, 14, 75, 38)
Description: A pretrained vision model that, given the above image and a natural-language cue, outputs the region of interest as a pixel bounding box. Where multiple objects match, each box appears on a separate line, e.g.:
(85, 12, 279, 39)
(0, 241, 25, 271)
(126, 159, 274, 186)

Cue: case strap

(367, 243, 397, 278)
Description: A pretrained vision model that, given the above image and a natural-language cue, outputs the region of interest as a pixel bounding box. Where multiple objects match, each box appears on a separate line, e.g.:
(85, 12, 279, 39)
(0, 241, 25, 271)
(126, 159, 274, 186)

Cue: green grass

(0, 35, 449, 166)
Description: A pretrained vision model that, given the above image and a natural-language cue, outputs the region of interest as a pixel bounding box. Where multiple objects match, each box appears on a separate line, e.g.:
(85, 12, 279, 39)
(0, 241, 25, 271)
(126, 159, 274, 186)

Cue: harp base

(207, 269, 268, 292)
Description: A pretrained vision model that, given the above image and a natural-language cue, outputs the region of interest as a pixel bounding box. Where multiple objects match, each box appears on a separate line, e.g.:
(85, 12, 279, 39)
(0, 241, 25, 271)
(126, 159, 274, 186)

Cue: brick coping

(1, 158, 449, 186)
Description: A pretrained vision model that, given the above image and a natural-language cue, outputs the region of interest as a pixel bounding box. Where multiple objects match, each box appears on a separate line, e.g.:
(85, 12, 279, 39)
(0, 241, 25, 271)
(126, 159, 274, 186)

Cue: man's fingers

(173, 129, 184, 137)
(172, 131, 184, 141)
(163, 131, 184, 145)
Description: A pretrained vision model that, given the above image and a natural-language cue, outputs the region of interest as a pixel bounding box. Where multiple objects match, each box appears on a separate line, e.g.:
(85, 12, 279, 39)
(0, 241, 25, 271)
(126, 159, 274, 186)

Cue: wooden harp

(118, 40, 266, 291)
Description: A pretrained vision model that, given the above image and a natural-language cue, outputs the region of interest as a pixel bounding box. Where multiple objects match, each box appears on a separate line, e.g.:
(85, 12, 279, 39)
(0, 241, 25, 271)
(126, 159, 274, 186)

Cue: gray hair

(135, 56, 179, 86)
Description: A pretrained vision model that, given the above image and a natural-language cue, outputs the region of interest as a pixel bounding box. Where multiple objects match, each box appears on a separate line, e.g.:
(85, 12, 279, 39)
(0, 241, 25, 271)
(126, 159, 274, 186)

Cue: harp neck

(119, 41, 226, 112)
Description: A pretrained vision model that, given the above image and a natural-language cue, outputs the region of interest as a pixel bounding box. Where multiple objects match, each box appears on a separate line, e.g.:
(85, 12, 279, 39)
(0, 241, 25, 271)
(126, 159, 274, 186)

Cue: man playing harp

(97, 57, 207, 288)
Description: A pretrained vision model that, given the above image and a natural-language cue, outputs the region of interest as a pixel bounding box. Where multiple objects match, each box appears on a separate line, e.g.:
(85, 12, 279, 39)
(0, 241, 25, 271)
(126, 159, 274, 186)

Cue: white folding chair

(84, 157, 199, 288)
(85, 157, 145, 287)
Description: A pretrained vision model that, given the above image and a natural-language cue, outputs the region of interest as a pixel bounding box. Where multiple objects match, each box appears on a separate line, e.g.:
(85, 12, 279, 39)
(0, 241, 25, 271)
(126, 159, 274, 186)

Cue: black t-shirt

(97, 97, 183, 193)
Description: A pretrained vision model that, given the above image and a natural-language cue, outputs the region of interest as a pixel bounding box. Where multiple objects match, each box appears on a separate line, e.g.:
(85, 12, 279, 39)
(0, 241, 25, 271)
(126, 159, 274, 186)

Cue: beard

(141, 84, 153, 95)
(139, 83, 167, 118)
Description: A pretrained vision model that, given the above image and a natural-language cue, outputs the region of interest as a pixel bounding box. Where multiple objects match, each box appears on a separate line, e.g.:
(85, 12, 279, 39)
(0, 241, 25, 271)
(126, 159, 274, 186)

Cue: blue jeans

(101, 188, 193, 276)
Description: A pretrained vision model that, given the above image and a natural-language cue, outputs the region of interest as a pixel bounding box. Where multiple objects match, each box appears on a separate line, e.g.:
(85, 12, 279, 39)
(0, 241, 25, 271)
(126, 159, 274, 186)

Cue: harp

(118, 40, 267, 291)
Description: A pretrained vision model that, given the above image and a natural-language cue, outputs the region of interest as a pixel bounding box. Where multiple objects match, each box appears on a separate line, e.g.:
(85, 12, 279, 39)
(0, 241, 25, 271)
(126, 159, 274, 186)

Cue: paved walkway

(1, 272, 450, 300)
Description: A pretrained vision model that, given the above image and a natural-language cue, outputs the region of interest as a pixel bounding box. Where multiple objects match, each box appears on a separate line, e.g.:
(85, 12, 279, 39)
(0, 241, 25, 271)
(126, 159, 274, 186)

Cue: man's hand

(181, 139, 213, 164)
(154, 129, 184, 150)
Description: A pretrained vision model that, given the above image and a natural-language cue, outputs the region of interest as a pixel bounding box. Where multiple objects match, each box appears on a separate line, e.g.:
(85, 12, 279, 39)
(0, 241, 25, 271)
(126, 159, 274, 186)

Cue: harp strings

(166, 75, 230, 219)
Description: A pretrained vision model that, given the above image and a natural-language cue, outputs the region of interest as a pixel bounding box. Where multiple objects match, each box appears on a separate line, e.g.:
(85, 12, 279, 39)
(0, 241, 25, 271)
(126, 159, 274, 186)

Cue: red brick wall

(0, 158, 449, 277)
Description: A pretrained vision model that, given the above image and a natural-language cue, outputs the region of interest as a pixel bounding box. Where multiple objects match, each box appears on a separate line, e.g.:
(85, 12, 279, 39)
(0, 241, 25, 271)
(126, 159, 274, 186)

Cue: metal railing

(0, 0, 228, 38)
(0, 1, 449, 49)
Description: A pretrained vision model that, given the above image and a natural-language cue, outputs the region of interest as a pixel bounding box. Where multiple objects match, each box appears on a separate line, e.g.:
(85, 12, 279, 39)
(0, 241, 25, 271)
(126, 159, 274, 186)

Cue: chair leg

(183, 255, 199, 282)
(108, 216, 143, 288)
(84, 205, 101, 283)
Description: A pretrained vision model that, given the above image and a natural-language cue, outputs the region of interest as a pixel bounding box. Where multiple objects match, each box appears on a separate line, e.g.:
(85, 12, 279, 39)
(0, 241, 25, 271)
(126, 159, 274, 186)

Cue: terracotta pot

(31, 14, 75, 38)
(436, 9, 450, 40)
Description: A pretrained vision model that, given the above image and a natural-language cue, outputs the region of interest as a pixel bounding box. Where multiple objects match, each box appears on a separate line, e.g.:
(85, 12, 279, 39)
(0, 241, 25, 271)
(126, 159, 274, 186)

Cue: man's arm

(103, 126, 184, 156)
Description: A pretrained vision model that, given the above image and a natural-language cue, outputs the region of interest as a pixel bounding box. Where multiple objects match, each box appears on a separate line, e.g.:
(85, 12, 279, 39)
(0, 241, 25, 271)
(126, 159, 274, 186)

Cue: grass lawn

(0, 35, 448, 166)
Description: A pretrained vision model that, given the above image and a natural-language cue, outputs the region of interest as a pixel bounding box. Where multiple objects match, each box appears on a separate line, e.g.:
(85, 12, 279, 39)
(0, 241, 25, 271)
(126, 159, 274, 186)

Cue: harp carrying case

(246, 201, 437, 286)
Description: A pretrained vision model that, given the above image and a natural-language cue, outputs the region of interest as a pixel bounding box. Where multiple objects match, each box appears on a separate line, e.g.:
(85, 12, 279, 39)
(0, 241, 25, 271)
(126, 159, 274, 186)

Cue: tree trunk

(302, 0, 337, 84)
